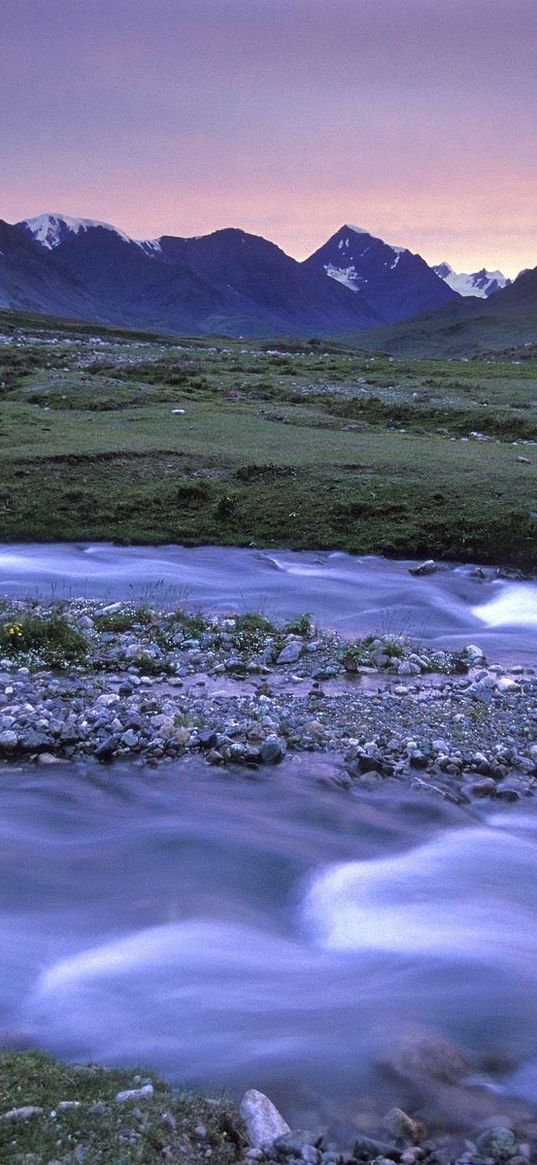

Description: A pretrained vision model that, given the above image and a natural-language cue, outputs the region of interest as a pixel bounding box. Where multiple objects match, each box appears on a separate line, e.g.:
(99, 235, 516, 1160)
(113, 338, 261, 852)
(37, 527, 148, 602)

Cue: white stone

(240, 1089, 291, 1148)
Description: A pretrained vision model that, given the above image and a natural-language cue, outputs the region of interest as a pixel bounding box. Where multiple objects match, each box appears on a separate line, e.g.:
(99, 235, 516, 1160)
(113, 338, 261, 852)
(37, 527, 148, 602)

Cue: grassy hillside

(0, 315, 536, 567)
(357, 268, 537, 359)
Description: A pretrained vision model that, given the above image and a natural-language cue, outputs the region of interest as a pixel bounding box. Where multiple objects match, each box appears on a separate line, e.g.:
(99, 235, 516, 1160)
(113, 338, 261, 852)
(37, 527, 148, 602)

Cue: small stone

(198, 729, 219, 749)
(260, 735, 287, 764)
(475, 1127, 517, 1161)
(0, 1105, 44, 1121)
(383, 1107, 425, 1143)
(115, 1083, 154, 1103)
(409, 560, 436, 576)
(276, 641, 303, 665)
(463, 644, 485, 661)
(240, 1089, 291, 1149)
(95, 737, 117, 761)
(120, 729, 139, 748)
(301, 1147, 322, 1165)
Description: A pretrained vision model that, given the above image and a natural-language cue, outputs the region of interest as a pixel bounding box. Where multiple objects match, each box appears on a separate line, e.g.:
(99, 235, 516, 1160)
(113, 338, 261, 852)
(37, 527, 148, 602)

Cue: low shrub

(231, 611, 277, 654)
(0, 614, 88, 669)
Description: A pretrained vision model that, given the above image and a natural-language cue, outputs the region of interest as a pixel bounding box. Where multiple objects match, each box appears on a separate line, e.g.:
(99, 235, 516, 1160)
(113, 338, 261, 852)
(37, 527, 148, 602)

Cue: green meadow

(1, 312, 536, 567)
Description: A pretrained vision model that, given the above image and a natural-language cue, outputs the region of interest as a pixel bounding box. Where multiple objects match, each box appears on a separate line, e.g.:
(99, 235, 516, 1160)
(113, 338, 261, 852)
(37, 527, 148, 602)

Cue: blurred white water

(2, 760, 537, 1129)
(472, 583, 537, 628)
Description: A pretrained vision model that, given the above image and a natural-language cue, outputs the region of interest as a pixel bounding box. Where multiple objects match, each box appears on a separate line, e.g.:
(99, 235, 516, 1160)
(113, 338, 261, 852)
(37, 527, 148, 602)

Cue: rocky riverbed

(3, 596, 537, 1165)
(1, 1051, 536, 1165)
(0, 596, 537, 805)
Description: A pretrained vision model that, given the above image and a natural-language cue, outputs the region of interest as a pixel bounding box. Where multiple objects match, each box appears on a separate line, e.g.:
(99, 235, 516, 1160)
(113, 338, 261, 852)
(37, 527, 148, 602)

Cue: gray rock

(301, 1146, 322, 1165)
(276, 641, 303, 665)
(352, 1134, 402, 1160)
(120, 729, 139, 748)
(19, 729, 52, 752)
(463, 644, 485, 661)
(240, 1088, 291, 1148)
(115, 1083, 154, 1103)
(260, 735, 287, 764)
(475, 1127, 517, 1160)
(382, 1107, 424, 1143)
(0, 729, 18, 752)
(0, 1105, 44, 1121)
(274, 1131, 321, 1155)
(397, 661, 420, 676)
(409, 560, 436, 576)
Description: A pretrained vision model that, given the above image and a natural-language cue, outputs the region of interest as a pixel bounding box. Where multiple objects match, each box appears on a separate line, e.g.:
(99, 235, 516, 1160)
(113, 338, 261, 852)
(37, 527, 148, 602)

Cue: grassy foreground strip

(1, 319, 536, 566)
(0, 1050, 243, 1165)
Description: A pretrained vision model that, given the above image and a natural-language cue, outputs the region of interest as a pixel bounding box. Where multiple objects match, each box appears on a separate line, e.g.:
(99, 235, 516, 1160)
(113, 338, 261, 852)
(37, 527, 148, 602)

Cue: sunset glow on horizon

(3, 0, 536, 279)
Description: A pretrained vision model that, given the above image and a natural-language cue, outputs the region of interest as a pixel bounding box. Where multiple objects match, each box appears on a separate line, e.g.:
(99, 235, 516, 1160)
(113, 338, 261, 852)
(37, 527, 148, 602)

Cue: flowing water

(0, 542, 536, 662)
(2, 757, 537, 1135)
(1, 544, 537, 1135)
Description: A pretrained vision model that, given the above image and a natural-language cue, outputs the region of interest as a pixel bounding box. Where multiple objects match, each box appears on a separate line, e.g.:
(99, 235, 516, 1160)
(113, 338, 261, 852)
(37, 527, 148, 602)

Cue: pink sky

(2, 0, 536, 277)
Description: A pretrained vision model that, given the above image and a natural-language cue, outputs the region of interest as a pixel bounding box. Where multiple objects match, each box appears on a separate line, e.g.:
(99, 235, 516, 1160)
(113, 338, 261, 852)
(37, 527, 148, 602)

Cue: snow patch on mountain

(18, 213, 137, 250)
(325, 263, 368, 291)
(325, 231, 409, 291)
(434, 261, 511, 299)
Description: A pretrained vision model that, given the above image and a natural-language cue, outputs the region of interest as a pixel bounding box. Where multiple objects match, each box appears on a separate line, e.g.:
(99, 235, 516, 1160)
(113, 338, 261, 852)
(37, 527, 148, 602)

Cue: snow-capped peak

(433, 261, 510, 299)
(18, 213, 136, 250)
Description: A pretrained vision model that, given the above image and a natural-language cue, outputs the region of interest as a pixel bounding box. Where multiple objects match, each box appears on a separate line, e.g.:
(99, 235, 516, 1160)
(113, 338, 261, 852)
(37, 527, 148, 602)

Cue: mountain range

(0, 212, 529, 345)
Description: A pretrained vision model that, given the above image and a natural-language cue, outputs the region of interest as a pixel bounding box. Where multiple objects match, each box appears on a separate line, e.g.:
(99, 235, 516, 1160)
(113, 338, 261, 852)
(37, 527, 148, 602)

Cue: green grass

(0, 1050, 242, 1165)
(1, 320, 536, 567)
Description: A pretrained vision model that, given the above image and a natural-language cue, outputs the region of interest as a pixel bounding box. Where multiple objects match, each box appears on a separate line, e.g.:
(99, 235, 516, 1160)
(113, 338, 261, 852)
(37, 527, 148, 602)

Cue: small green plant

(340, 639, 371, 671)
(0, 614, 88, 670)
(231, 611, 277, 654)
(94, 610, 135, 632)
(284, 612, 314, 637)
(382, 635, 407, 659)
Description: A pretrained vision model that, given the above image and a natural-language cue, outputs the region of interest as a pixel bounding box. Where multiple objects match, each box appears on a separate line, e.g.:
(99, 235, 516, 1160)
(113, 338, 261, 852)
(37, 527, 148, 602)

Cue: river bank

(0, 594, 536, 804)
(2, 550, 537, 1163)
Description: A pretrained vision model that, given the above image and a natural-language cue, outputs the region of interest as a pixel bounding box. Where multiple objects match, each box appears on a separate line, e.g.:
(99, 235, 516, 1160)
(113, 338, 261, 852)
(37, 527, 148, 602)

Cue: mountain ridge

(3, 211, 531, 344)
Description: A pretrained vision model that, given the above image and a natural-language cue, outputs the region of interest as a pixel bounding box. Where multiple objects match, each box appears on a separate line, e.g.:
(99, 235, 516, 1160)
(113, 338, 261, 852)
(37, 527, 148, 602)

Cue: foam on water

(304, 826, 537, 967)
(472, 583, 537, 628)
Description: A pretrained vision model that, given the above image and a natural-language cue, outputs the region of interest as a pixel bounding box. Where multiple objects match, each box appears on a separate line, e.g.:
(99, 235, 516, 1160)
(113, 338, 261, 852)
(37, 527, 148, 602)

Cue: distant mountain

(433, 261, 511, 299)
(153, 227, 383, 332)
(357, 264, 537, 359)
(303, 224, 458, 323)
(13, 214, 384, 336)
(0, 219, 98, 320)
(18, 213, 137, 251)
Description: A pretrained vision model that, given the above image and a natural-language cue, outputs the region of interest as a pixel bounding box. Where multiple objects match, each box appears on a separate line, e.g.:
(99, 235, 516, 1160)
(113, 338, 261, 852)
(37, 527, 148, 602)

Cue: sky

(2, 0, 536, 277)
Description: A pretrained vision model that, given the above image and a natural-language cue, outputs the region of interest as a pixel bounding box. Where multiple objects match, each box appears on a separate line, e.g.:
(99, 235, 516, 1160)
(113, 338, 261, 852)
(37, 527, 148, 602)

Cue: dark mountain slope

(0, 220, 98, 320)
(357, 266, 537, 359)
(303, 224, 459, 323)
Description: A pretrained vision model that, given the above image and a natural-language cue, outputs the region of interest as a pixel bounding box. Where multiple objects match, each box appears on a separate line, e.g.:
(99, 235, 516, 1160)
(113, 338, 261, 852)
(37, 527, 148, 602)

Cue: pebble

(115, 1083, 154, 1103)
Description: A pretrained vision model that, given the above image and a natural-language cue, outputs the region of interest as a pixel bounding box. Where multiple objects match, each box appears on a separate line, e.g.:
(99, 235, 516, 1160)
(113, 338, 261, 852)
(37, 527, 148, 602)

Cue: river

(1, 544, 537, 1137)
(1, 758, 537, 1136)
(0, 542, 536, 662)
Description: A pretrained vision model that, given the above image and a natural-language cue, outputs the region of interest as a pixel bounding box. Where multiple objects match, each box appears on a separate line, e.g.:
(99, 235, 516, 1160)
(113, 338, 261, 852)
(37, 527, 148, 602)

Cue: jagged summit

(434, 261, 511, 299)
